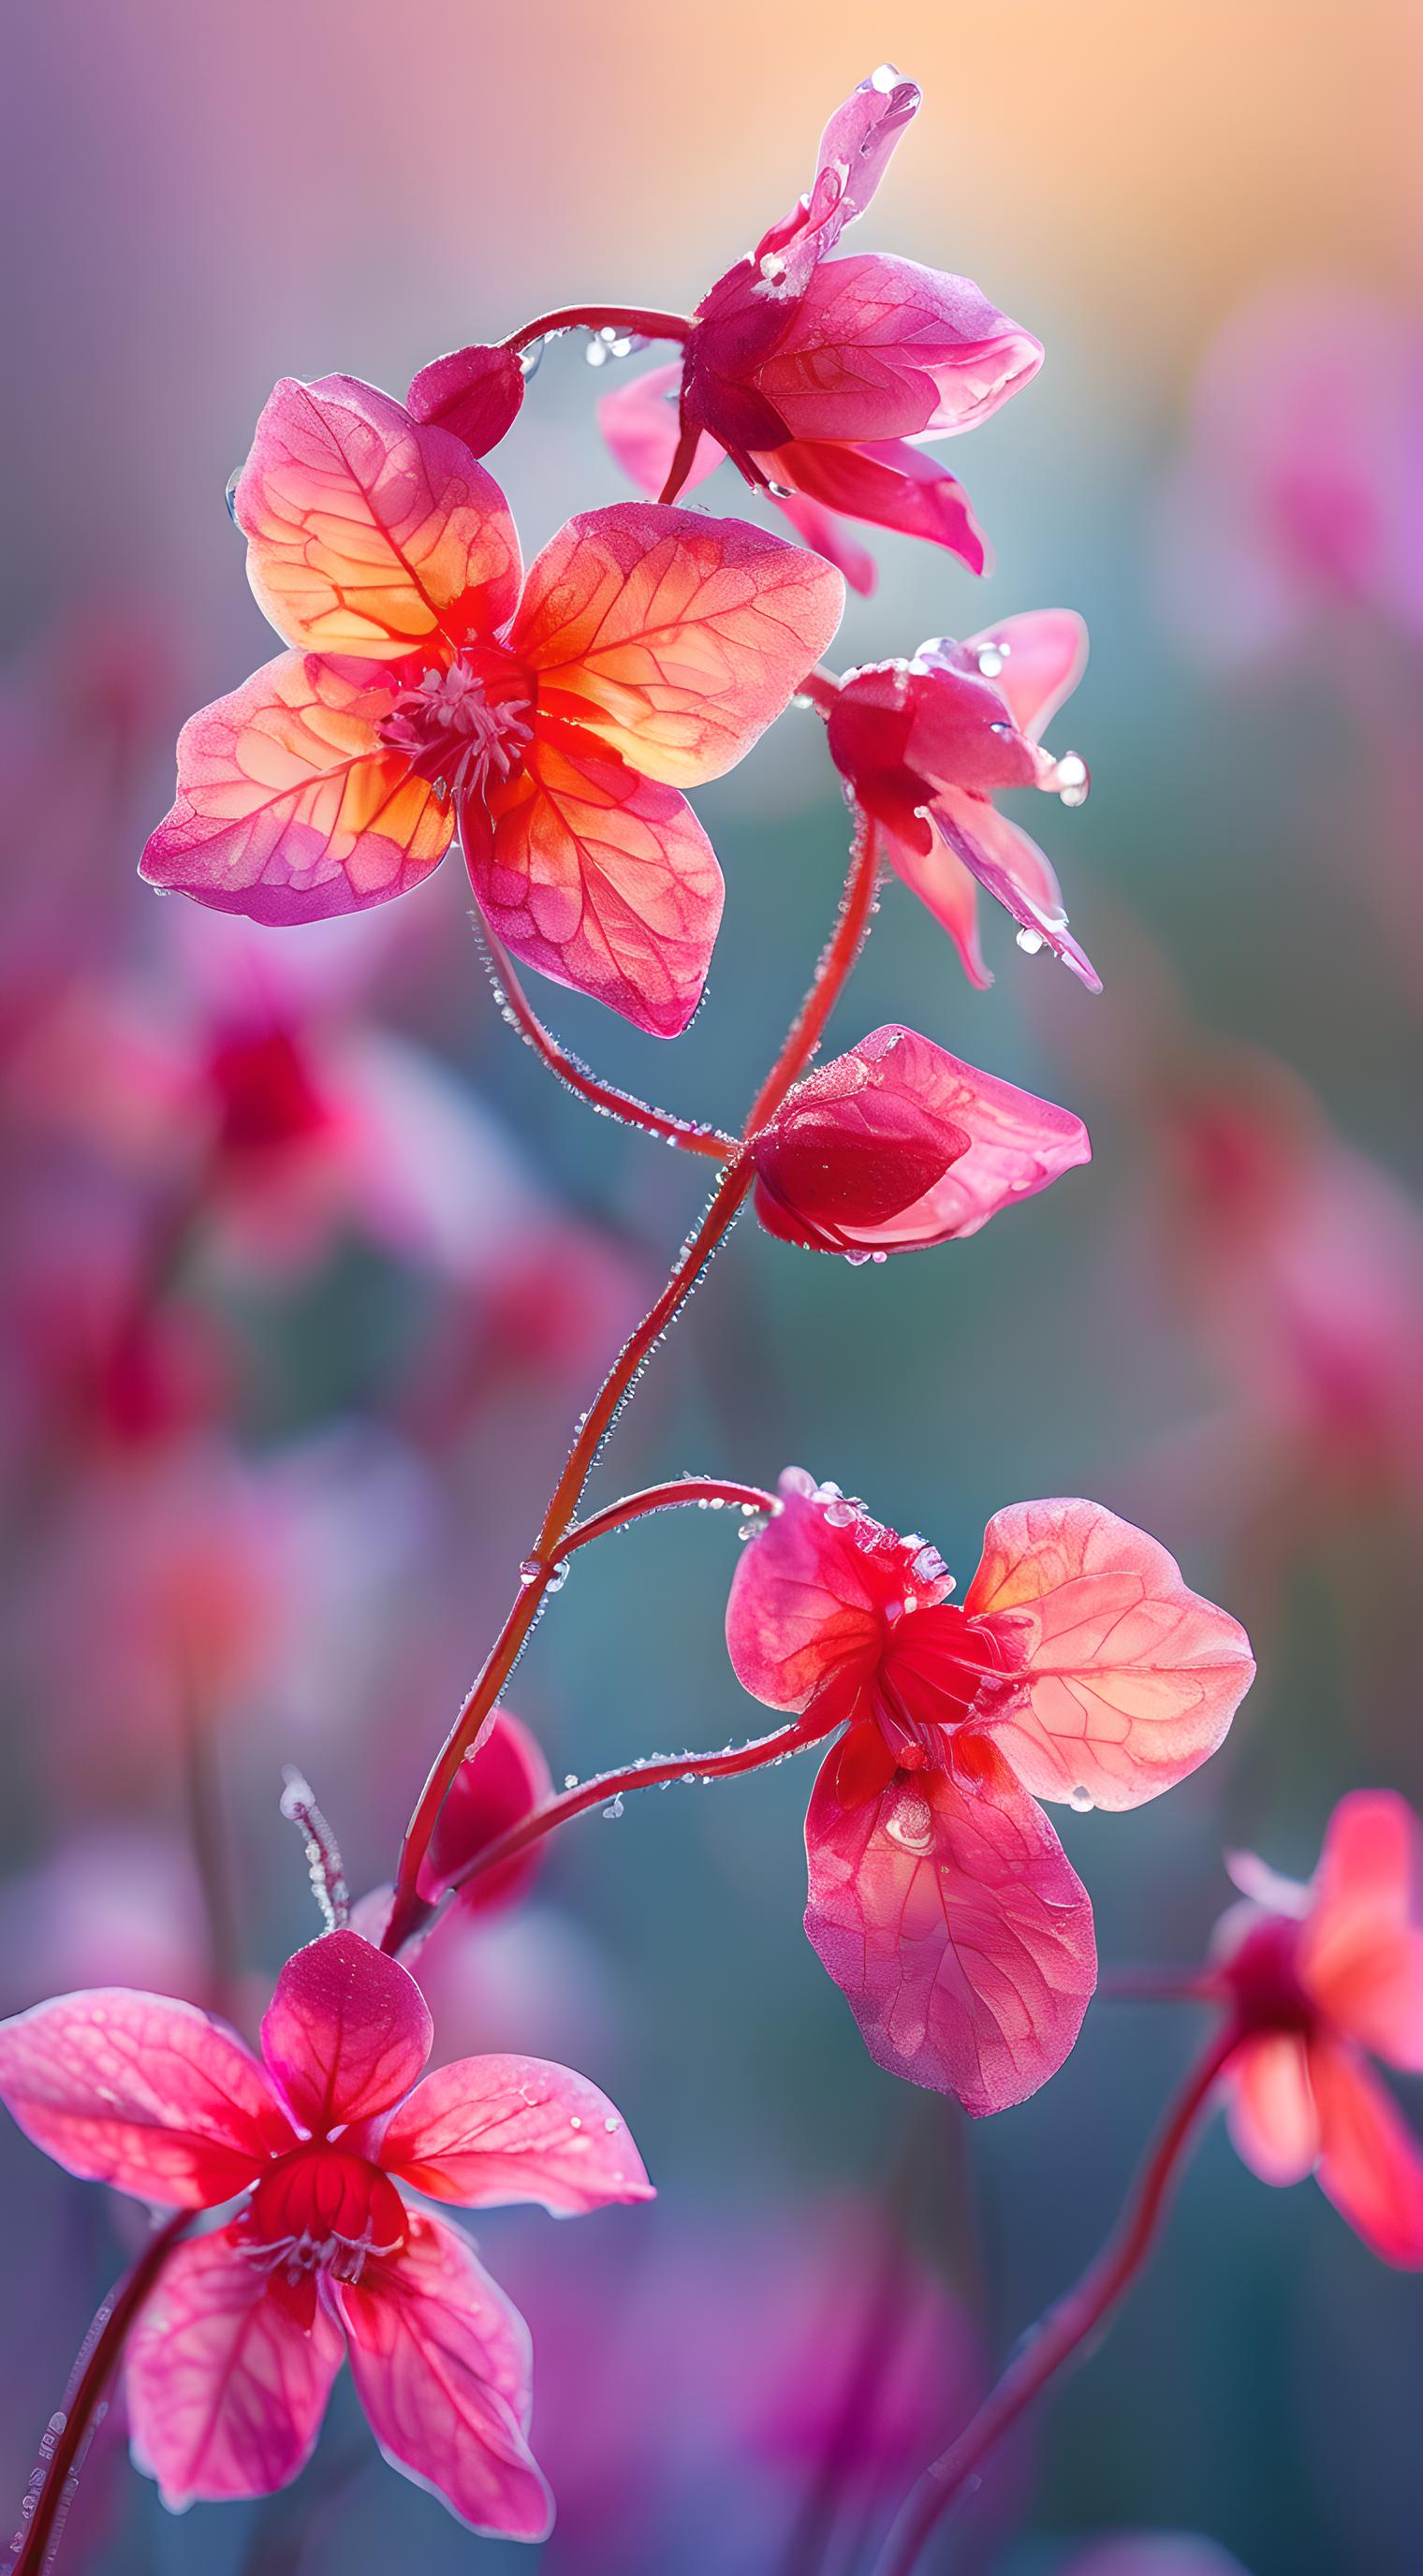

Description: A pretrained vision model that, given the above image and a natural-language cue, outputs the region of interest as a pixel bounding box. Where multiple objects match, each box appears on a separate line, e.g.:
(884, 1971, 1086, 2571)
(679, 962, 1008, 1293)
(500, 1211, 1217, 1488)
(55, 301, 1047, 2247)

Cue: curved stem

(384, 812, 880, 1954)
(501, 304, 691, 358)
(471, 903, 733, 1160)
(8, 2209, 190, 2576)
(554, 1477, 779, 1559)
(429, 1708, 836, 1919)
(873, 2023, 1244, 2576)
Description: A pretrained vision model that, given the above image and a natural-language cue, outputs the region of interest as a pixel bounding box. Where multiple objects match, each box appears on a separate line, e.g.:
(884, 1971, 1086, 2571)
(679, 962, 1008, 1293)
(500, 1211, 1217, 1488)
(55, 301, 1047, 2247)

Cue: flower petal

(965, 1500, 1255, 1811)
(139, 651, 454, 925)
(599, 362, 725, 498)
(260, 1931, 433, 2133)
(726, 1469, 896, 1713)
(472, 727, 724, 1037)
(407, 344, 524, 457)
(339, 2214, 552, 2538)
(376, 2055, 653, 2213)
(0, 1990, 294, 2205)
(126, 2226, 345, 2505)
(1311, 2039, 1423, 2266)
(753, 66, 922, 298)
(510, 503, 844, 788)
(765, 437, 990, 574)
(421, 1709, 554, 1914)
(883, 828, 991, 987)
(1300, 1792, 1423, 2070)
(932, 790, 1101, 990)
(804, 1747, 1095, 2112)
(752, 1024, 1089, 1253)
(1225, 2032, 1319, 2184)
(964, 609, 1088, 741)
(769, 487, 878, 593)
(234, 375, 521, 658)
(749, 255, 1042, 447)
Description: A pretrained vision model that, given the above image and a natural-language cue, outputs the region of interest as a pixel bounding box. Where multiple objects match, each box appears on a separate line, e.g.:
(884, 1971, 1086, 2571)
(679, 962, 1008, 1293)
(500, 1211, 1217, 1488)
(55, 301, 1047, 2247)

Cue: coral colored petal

(932, 790, 1101, 990)
(965, 1500, 1255, 1811)
(126, 2227, 344, 2505)
(261, 1931, 433, 2132)
(407, 344, 524, 457)
(1301, 1792, 1423, 2070)
(804, 1749, 1095, 2112)
(139, 651, 454, 924)
(885, 828, 991, 987)
(751, 256, 1042, 447)
(726, 1470, 893, 1713)
(510, 504, 844, 788)
(964, 609, 1088, 742)
(235, 375, 521, 658)
(1311, 2039, 1423, 2266)
(0, 1990, 294, 2204)
(766, 438, 990, 574)
(375, 2055, 653, 2213)
(770, 488, 878, 593)
(471, 728, 723, 1037)
(1225, 2033, 1319, 2184)
(421, 1710, 554, 1914)
(340, 2215, 552, 2538)
(599, 363, 725, 498)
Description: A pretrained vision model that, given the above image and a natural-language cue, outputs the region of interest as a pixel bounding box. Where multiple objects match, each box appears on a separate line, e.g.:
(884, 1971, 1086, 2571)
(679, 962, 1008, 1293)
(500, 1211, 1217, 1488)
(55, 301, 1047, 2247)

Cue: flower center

(242, 2145, 406, 2310)
(872, 1603, 1019, 1772)
(377, 646, 535, 805)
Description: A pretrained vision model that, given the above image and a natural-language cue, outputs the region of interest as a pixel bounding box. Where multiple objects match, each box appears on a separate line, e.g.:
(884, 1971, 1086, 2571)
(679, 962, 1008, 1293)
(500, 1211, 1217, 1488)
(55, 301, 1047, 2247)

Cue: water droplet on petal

(1016, 928, 1046, 955)
(1067, 1783, 1095, 1813)
(224, 470, 241, 524)
(976, 646, 1005, 677)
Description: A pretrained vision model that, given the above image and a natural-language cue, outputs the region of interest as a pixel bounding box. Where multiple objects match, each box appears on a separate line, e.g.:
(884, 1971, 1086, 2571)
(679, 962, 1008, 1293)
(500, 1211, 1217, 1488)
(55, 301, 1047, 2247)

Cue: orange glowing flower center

(379, 648, 535, 804)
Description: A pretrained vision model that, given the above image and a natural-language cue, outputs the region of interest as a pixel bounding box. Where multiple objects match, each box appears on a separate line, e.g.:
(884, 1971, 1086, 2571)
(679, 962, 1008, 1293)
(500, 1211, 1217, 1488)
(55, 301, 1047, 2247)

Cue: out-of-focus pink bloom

(0, 1831, 207, 2012)
(1212, 1793, 1423, 2267)
(1156, 285, 1423, 664)
(0, 1928, 651, 2528)
(727, 1473, 1253, 2110)
(748, 1023, 1090, 1255)
(421, 1708, 553, 1914)
(825, 611, 1098, 987)
(141, 375, 842, 1034)
(600, 67, 1041, 591)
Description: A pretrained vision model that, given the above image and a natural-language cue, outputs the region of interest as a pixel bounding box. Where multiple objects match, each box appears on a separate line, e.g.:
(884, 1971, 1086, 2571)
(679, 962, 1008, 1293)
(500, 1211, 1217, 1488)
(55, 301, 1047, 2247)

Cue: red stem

(657, 411, 708, 506)
(501, 304, 691, 357)
(555, 1478, 779, 1558)
(872, 2023, 1244, 2576)
(432, 1707, 837, 1914)
(382, 812, 882, 1955)
(7, 2210, 190, 2576)
(470, 899, 734, 1160)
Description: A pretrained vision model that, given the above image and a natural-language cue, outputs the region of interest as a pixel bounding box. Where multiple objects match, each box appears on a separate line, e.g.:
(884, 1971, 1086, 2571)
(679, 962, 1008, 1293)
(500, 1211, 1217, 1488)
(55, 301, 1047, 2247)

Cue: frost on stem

(279, 1768, 349, 1932)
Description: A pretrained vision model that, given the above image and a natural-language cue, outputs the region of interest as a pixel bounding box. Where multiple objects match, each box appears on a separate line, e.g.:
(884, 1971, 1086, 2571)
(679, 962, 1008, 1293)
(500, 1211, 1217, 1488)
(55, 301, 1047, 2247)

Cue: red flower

(727, 1474, 1254, 2112)
(0, 1929, 651, 2527)
(1213, 1793, 1423, 2265)
(600, 67, 1041, 591)
(825, 610, 1098, 988)
(748, 1024, 1090, 1256)
(140, 375, 842, 1035)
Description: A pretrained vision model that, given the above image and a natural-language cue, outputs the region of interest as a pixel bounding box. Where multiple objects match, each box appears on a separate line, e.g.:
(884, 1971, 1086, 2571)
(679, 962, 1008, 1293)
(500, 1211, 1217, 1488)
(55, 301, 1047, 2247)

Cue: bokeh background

(2, 3, 1420, 2570)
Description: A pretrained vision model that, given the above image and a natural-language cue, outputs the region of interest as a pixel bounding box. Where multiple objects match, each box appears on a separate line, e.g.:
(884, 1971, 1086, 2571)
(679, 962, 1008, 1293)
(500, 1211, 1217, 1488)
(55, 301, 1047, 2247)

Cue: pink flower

(0, 1927, 652, 2528)
(407, 342, 525, 458)
(600, 67, 1041, 592)
(140, 374, 843, 1035)
(421, 1708, 554, 1916)
(1212, 1793, 1423, 2266)
(747, 1023, 1090, 1255)
(825, 611, 1098, 988)
(726, 1474, 1254, 2112)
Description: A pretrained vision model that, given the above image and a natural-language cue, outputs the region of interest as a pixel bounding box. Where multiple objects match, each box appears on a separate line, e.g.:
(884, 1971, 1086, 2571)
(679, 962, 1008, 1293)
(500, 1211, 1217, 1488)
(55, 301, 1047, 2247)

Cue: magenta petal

(753, 66, 922, 298)
(0, 1989, 294, 2205)
(804, 1749, 1096, 2112)
(753, 255, 1043, 448)
(261, 1931, 433, 2133)
(962, 608, 1088, 742)
(933, 789, 1102, 990)
(377, 2054, 653, 2213)
(340, 2215, 552, 2537)
(769, 438, 990, 574)
(1311, 2039, 1423, 2267)
(725, 1469, 892, 1713)
(770, 487, 878, 592)
(598, 362, 724, 498)
(1300, 1792, 1423, 2071)
(407, 344, 524, 457)
(126, 2227, 344, 2505)
(421, 1710, 554, 1914)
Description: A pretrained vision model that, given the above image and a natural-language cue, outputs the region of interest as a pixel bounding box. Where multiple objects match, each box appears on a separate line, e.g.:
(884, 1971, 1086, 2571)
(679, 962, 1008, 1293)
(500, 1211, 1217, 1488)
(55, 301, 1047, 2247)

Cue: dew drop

(518, 1559, 542, 1587)
(1016, 927, 1046, 955)
(519, 338, 547, 380)
(563, 1772, 579, 1790)
(766, 480, 795, 500)
(224, 469, 242, 525)
(584, 339, 609, 367)
(1067, 1784, 1095, 1813)
(603, 2115, 620, 2133)
(976, 646, 1005, 677)
(568, 2115, 582, 2130)
(602, 1793, 625, 1820)
(545, 1560, 570, 1594)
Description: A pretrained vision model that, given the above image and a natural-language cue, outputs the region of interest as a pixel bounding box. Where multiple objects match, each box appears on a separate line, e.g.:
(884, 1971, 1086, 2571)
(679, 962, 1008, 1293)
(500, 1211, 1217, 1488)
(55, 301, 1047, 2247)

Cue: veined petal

(235, 374, 521, 658)
(139, 651, 454, 924)
(726, 1469, 893, 1713)
(1300, 1793, 1423, 2070)
(933, 790, 1101, 990)
(965, 1500, 1255, 1811)
(765, 438, 990, 575)
(376, 2055, 653, 2213)
(599, 362, 725, 499)
(261, 1931, 433, 2133)
(749, 256, 1042, 447)
(421, 1709, 553, 1915)
(126, 2226, 344, 2505)
(804, 1748, 1095, 2113)
(471, 727, 724, 1037)
(0, 1989, 294, 2205)
(1311, 2039, 1423, 2266)
(339, 2215, 551, 2538)
(511, 504, 843, 788)
(407, 344, 524, 458)
(1225, 2032, 1319, 2184)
